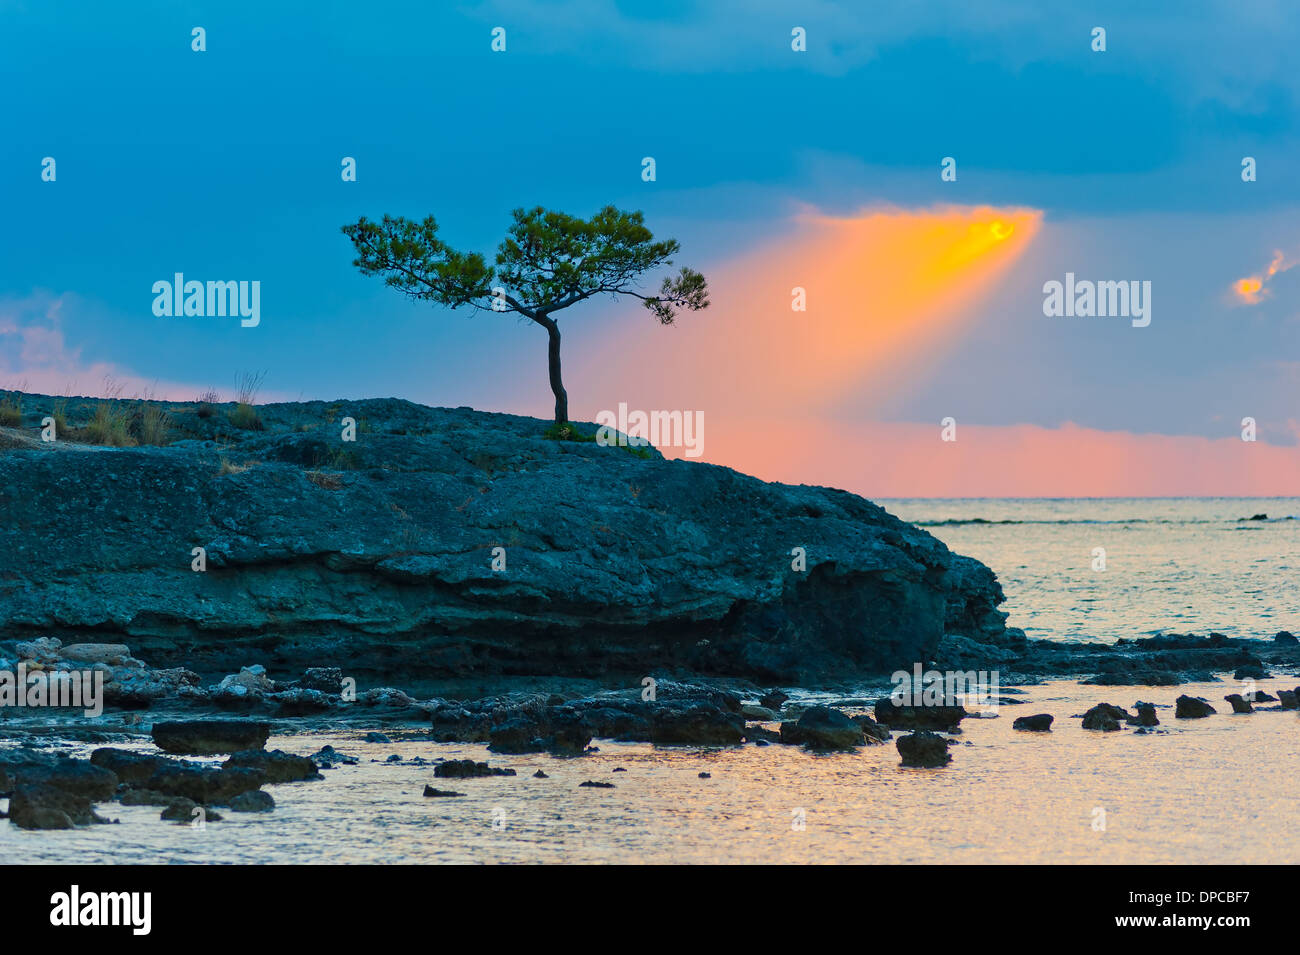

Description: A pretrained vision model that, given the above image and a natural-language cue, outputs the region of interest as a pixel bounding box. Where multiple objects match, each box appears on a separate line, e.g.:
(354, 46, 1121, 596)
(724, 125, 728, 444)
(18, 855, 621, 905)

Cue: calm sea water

(883, 497, 1300, 643)
(4, 498, 1297, 864)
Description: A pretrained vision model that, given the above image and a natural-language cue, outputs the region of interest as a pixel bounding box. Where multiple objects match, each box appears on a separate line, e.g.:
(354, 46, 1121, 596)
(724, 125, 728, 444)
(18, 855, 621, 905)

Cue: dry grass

(305, 470, 343, 490)
(229, 372, 265, 431)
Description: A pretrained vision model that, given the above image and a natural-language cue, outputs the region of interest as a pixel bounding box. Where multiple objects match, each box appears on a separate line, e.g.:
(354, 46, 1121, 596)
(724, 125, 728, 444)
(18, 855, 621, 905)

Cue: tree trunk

(546, 322, 568, 424)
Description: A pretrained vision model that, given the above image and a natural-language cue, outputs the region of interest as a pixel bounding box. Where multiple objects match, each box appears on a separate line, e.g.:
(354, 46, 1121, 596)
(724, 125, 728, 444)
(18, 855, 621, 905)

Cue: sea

(4, 498, 1297, 864)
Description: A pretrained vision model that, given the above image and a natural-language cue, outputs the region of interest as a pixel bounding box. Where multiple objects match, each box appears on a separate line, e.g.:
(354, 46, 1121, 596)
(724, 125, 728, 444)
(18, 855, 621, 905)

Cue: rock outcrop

(0, 394, 1017, 683)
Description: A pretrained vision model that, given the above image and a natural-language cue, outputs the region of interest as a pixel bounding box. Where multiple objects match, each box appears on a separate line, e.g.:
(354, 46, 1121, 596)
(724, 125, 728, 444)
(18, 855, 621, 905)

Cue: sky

(2, 0, 1298, 496)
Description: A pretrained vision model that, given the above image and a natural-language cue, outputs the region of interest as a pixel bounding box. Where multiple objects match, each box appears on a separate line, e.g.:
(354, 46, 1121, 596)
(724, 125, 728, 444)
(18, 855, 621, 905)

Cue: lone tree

(342, 206, 709, 428)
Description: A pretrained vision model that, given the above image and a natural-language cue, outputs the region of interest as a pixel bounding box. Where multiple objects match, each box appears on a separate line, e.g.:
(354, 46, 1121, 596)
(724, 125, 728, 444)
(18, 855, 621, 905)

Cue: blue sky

(2, 0, 1298, 485)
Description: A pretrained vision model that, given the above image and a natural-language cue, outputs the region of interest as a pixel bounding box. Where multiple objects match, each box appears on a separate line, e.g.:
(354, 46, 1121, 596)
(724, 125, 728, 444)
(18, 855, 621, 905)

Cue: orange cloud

(692, 418, 1300, 498)
(1233, 249, 1293, 304)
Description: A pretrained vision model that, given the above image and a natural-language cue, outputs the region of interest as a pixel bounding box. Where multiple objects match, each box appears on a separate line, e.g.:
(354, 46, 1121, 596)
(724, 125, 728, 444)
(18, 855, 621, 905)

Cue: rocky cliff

(0, 393, 1017, 684)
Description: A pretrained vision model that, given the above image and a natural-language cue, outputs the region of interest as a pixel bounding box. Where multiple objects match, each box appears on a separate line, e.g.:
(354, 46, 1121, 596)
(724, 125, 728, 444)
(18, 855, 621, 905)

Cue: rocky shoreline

(2, 628, 1297, 829)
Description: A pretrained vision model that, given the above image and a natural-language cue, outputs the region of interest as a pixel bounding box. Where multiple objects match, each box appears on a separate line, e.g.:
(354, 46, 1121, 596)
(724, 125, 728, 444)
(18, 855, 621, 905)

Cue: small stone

(579, 780, 614, 788)
(1012, 713, 1053, 732)
(423, 785, 464, 797)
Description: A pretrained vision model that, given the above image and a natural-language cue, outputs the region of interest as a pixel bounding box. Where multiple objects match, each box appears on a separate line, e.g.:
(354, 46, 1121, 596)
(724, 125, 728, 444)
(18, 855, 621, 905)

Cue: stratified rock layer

(0, 396, 1015, 682)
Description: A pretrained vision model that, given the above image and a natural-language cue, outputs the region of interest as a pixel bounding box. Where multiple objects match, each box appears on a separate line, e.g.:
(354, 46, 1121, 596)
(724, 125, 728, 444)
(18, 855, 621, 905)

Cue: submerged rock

(224, 749, 323, 783)
(229, 790, 275, 812)
(433, 759, 515, 779)
(9, 783, 109, 829)
(1223, 694, 1253, 714)
(649, 707, 744, 746)
(874, 698, 967, 732)
(423, 786, 464, 797)
(1012, 713, 1053, 732)
(1132, 702, 1159, 727)
(151, 719, 270, 755)
(778, 706, 865, 750)
(896, 731, 951, 767)
(1175, 695, 1216, 719)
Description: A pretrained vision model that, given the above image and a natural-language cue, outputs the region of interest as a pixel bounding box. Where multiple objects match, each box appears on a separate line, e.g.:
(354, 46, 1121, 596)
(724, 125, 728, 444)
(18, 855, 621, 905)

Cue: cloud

(0, 290, 205, 400)
(1233, 249, 1295, 304)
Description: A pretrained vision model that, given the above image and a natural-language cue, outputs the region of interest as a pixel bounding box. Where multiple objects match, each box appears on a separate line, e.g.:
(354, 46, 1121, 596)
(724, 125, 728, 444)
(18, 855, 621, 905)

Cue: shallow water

(4, 676, 1297, 865)
(883, 497, 1300, 643)
(4, 497, 1297, 864)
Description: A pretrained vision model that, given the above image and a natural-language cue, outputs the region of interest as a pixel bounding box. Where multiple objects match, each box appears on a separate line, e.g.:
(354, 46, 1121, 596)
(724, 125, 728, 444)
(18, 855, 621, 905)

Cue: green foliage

(342, 205, 709, 324)
(543, 421, 596, 442)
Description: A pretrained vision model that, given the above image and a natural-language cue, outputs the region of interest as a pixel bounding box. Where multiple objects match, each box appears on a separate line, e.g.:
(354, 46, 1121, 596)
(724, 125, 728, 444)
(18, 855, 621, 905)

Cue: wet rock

(778, 706, 865, 750)
(423, 786, 464, 797)
(857, 716, 892, 742)
(874, 698, 966, 731)
(743, 724, 781, 743)
(1275, 631, 1298, 646)
(223, 749, 323, 784)
(533, 770, 548, 778)
(1175, 695, 1217, 718)
(1244, 690, 1275, 703)
(144, 766, 266, 804)
(301, 667, 345, 694)
(741, 704, 778, 721)
(488, 713, 592, 756)
(9, 783, 108, 829)
(1224, 694, 1253, 714)
(1277, 690, 1298, 710)
(363, 732, 391, 743)
(1081, 704, 1124, 731)
(118, 788, 177, 806)
(160, 798, 222, 823)
(229, 790, 275, 812)
(14, 760, 118, 800)
(90, 748, 176, 786)
(649, 706, 745, 746)
(1012, 713, 1053, 732)
(311, 745, 358, 766)
(698, 771, 711, 778)
(758, 689, 788, 712)
(896, 731, 951, 767)
(433, 759, 516, 778)
(579, 780, 615, 788)
(152, 719, 270, 755)
(1233, 664, 1268, 681)
(1132, 702, 1159, 726)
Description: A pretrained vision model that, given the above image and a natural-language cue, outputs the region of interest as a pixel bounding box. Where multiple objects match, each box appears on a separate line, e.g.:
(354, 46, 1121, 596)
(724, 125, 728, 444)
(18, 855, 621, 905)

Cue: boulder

(433, 759, 515, 778)
(8, 783, 108, 829)
(1223, 694, 1253, 714)
(14, 760, 118, 800)
(151, 719, 270, 755)
(229, 790, 275, 812)
(143, 766, 266, 804)
(649, 707, 745, 746)
(778, 706, 865, 750)
(223, 749, 323, 783)
(874, 698, 967, 731)
(1132, 702, 1159, 726)
(1277, 690, 1298, 710)
(1012, 713, 1053, 732)
(1175, 695, 1216, 719)
(896, 731, 951, 767)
